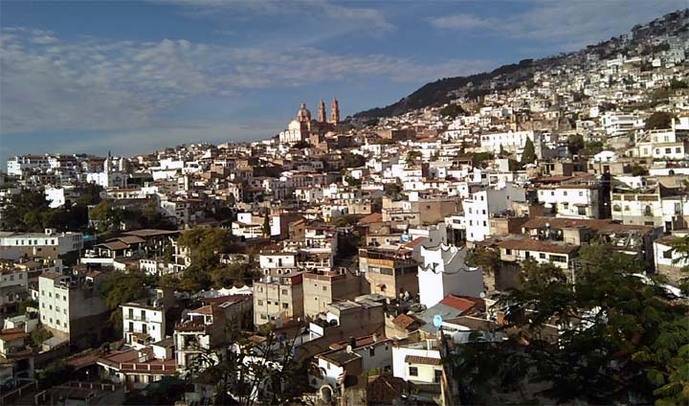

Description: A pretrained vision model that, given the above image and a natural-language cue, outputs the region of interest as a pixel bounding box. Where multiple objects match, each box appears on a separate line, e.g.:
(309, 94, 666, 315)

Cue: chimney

(372, 333, 378, 343)
(349, 336, 356, 349)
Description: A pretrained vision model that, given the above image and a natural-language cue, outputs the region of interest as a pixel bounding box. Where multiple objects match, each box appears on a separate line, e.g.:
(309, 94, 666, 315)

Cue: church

(279, 98, 340, 145)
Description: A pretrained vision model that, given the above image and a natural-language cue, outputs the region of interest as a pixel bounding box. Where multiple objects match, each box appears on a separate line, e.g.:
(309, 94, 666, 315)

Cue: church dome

(297, 103, 312, 122)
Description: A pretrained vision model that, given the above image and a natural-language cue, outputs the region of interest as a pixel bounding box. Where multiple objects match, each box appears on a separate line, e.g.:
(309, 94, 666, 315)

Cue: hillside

(352, 9, 689, 120)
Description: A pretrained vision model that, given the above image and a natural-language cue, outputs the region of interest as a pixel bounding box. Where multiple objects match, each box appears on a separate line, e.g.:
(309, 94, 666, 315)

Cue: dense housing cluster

(0, 9, 688, 406)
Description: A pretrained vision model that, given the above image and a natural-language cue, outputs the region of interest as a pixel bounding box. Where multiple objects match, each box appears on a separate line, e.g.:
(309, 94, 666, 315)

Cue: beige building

(253, 271, 304, 327)
(38, 270, 110, 349)
(303, 269, 363, 319)
(359, 248, 419, 299)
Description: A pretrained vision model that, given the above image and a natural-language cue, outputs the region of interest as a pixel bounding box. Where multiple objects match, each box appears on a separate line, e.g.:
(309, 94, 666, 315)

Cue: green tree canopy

(451, 244, 689, 405)
(645, 111, 674, 130)
(566, 134, 585, 156)
(520, 138, 536, 166)
(177, 227, 253, 291)
(439, 103, 467, 119)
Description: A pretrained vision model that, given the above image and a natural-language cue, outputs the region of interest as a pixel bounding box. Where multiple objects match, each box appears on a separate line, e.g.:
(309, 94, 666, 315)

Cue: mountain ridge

(352, 9, 689, 120)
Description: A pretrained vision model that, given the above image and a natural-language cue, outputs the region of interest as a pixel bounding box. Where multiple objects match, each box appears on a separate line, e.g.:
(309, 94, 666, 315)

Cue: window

(505, 249, 512, 255)
(258, 300, 263, 305)
(129, 322, 134, 332)
(550, 255, 567, 263)
(409, 366, 418, 377)
(434, 369, 443, 383)
(282, 303, 289, 309)
(369, 348, 376, 357)
(663, 250, 673, 259)
(281, 289, 288, 295)
(322, 286, 327, 291)
(539, 253, 546, 259)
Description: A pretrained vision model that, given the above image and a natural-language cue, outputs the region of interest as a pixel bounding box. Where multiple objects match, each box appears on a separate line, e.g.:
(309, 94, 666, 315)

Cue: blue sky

(0, 0, 685, 161)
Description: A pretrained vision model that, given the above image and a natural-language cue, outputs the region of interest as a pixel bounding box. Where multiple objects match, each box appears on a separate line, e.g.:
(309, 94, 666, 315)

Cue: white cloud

(162, 0, 394, 34)
(430, 14, 495, 30)
(429, 0, 687, 49)
(0, 27, 491, 134)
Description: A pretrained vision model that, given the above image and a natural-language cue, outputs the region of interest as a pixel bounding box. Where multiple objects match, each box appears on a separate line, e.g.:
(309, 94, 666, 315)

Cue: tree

(384, 182, 403, 198)
(406, 150, 422, 164)
(187, 326, 308, 405)
(262, 215, 270, 237)
(668, 235, 689, 293)
(670, 78, 688, 90)
(645, 111, 674, 130)
(0, 189, 90, 232)
(450, 244, 689, 405)
(630, 163, 649, 176)
(341, 153, 366, 168)
(582, 140, 604, 156)
(465, 246, 500, 276)
(177, 227, 246, 291)
(98, 270, 149, 332)
(520, 138, 536, 166)
(439, 103, 466, 119)
(567, 134, 585, 156)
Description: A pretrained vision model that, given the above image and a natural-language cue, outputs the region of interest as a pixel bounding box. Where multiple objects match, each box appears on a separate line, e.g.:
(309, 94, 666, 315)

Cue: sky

(0, 0, 686, 161)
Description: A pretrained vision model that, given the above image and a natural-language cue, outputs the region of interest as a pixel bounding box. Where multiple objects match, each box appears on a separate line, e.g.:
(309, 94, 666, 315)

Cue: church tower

(330, 98, 340, 124)
(317, 99, 327, 123)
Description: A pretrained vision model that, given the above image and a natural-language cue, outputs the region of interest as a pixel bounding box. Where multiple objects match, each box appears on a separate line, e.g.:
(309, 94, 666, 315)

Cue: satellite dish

(433, 314, 443, 328)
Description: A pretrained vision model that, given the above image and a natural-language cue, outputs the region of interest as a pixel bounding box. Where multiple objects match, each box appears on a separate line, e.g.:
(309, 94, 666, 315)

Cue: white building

(536, 184, 602, 219)
(479, 130, 538, 155)
(0, 229, 83, 260)
(231, 213, 266, 240)
(463, 183, 526, 242)
(417, 244, 483, 309)
(392, 337, 443, 384)
(122, 296, 168, 349)
(601, 112, 642, 137)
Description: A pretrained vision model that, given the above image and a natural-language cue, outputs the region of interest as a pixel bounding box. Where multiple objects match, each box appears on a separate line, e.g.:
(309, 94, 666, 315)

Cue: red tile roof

(357, 212, 382, 225)
(0, 328, 27, 342)
(497, 238, 579, 254)
(439, 295, 484, 314)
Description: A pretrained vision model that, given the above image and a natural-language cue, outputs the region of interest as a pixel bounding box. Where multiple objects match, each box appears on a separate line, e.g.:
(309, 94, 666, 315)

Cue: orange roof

(392, 314, 424, 330)
(439, 295, 484, 314)
(357, 212, 382, 225)
(0, 328, 27, 342)
(402, 237, 426, 249)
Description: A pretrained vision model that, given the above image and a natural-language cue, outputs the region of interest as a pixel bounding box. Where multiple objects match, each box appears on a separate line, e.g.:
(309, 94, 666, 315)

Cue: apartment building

(38, 270, 110, 349)
(303, 269, 363, 319)
(611, 184, 689, 231)
(252, 271, 304, 327)
(121, 289, 174, 349)
(358, 248, 419, 299)
(536, 184, 602, 219)
(463, 183, 526, 242)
